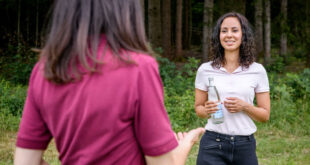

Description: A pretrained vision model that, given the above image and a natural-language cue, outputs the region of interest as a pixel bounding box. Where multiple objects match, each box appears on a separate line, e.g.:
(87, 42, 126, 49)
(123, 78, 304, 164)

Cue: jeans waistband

(205, 130, 254, 142)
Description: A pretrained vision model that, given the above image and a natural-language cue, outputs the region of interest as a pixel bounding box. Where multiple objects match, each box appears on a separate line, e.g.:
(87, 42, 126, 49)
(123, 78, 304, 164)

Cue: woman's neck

(223, 50, 240, 73)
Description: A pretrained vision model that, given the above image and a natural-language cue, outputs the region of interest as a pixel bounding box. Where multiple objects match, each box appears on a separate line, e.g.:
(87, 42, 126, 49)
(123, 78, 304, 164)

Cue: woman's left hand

(224, 97, 249, 113)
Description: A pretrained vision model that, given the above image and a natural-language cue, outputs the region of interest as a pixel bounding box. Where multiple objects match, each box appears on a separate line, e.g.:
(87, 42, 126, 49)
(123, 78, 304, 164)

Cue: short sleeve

(134, 57, 178, 156)
(195, 65, 207, 91)
(255, 65, 270, 93)
(16, 64, 52, 149)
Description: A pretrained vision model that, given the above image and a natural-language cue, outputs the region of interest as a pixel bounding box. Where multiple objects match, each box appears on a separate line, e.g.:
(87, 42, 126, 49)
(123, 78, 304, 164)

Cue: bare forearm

(14, 147, 46, 165)
(195, 105, 208, 119)
(173, 141, 193, 164)
(243, 103, 269, 122)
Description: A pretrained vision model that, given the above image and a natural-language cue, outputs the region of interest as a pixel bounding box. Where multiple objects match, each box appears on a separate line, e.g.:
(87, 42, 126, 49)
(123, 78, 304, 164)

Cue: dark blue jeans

(196, 130, 258, 165)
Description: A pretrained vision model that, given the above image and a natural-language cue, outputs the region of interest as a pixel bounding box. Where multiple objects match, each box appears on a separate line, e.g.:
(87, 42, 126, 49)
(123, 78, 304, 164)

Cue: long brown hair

(210, 12, 256, 69)
(40, 0, 151, 84)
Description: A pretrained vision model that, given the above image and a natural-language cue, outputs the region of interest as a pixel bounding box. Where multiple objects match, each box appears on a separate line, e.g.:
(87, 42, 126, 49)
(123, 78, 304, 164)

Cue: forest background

(0, 0, 310, 164)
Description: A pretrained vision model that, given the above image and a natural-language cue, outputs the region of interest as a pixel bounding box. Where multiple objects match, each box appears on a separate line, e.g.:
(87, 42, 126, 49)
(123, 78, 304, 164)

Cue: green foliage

(0, 79, 27, 131)
(265, 55, 285, 73)
(156, 55, 177, 87)
(284, 69, 310, 100)
(0, 112, 21, 131)
(157, 56, 200, 96)
(157, 56, 204, 131)
(164, 88, 205, 132)
(0, 56, 310, 136)
(0, 80, 27, 116)
(269, 69, 310, 103)
(257, 69, 310, 135)
(0, 44, 37, 85)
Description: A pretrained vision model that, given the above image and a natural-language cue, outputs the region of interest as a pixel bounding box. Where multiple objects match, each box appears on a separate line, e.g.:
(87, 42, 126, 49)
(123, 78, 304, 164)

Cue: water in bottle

(208, 77, 224, 124)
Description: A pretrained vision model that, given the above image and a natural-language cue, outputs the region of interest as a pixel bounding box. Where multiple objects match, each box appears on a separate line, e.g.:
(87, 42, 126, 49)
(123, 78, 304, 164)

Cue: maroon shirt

(16, 38, 178, 164)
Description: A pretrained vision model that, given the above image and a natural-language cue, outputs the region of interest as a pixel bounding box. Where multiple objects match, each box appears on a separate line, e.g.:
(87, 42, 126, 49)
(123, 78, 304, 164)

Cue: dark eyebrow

(221, 26, 239, 30)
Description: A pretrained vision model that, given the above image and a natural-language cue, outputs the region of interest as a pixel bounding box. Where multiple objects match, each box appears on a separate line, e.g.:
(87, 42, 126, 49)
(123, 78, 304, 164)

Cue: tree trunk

(148, 0, 162, 48)
(162, 0, 171, 57)
(183, 0, 192, 49)
(307, 0, 310, 67)
(35, 0, 39, 47)
(280, 0, 287, 58)
(255, 0, 263, 57)
(202, 0, 213, 62)
(175, 0, 183, 59)
(235, 0, 246, 15)
(217, 0, 245, 16)
(264, 0, 271, 65)
(26, 17, 29, 42)
(17, 0, 21, 48)
(188, 2, 192, 50)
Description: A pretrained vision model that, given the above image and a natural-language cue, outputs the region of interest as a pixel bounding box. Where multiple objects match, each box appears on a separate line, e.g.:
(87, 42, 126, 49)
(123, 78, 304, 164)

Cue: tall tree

(17, 0, 21, 48)
(183, 0, 192, 49)
(35, 0, 39, 46)
(307, 0, 310, 67)
(217, 0, 246, 16)
(148, 0, 161, 48)
(264, 0, 271, 65)
(202, 0, 214, 62)
(162, 0, 172, 57)
(175, 0, 182, 59)
(255, 0, 263, 57)
(280, 0, 287, 58)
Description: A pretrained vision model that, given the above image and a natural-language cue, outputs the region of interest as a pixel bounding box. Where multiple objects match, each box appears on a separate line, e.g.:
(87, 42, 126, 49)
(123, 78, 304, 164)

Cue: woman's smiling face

(220, 17, 242, 52)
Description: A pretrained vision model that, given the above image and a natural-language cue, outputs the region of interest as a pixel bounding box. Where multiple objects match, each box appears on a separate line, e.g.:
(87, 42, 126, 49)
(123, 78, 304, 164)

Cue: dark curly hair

(210, 12, 256, 69)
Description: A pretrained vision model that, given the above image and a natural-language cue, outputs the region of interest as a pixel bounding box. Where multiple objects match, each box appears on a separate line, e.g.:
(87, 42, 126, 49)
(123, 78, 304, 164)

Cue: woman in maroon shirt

(14, 0, 204, 165)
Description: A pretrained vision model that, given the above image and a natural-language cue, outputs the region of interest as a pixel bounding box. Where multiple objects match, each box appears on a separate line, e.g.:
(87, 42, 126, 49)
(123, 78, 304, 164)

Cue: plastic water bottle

(208, 77, 224, 124)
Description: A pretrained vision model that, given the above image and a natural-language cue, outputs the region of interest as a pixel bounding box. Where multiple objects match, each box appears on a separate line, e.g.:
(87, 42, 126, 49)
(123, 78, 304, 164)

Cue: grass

(1, 127, 310, 165)
(255, 128, 310, 165)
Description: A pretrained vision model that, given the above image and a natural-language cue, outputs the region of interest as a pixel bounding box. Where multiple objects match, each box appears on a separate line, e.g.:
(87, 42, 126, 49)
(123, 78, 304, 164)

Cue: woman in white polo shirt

(195, 12, 270, 165)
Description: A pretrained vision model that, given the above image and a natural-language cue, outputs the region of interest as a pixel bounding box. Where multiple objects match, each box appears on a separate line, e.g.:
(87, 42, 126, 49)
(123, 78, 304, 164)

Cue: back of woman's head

(210, 12, 255, 69)
(41, 0, 149, 84)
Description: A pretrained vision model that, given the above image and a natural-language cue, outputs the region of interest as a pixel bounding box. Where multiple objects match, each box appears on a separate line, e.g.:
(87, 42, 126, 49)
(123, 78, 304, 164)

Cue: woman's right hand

(204, 101, 220, 118)
(195, 89, 219, 119)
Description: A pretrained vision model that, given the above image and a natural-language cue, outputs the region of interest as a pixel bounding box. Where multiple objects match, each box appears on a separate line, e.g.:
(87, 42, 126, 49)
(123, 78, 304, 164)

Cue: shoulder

(250, 62, 264, 68)
(197, 61, 213, 72)
(128, 52, 160, 75)
(29, 61, 45, 83)
(248, 62, 267, 73)
(130, 52, 157, 66)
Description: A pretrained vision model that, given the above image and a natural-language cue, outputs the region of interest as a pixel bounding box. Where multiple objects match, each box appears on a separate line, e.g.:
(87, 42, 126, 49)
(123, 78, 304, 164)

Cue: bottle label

(214, 103, 223, 119)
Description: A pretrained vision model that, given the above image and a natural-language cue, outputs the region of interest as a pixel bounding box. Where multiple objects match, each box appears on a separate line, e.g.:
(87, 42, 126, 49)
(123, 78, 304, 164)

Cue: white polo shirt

(195, 62, 269, 135)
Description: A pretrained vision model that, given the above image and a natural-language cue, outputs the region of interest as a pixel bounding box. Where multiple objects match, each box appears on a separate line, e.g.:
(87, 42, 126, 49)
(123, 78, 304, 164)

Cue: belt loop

(216, 133, 221, 142)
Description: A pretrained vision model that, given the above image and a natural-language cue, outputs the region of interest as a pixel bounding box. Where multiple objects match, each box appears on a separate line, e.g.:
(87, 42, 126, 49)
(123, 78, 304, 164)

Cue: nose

(227, 31, 233, 37)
